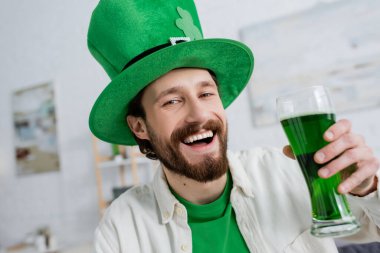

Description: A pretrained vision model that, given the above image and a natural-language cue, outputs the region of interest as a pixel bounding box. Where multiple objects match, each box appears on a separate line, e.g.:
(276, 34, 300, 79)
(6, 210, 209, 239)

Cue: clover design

(175, 7, 202, 41)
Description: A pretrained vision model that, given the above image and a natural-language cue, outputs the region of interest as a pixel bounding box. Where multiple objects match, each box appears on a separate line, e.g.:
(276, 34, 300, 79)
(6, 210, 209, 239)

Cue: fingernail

(319, 168, 329, 178)
(325, 131, 334, 140)
(315, 152, 325, 162)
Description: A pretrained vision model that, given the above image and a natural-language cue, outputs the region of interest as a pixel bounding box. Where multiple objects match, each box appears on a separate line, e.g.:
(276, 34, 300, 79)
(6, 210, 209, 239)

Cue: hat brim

(89, 38, 254, 145)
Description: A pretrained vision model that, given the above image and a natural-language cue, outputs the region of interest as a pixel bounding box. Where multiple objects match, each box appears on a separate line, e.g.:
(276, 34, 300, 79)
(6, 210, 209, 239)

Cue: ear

(126, 115, 150, 141)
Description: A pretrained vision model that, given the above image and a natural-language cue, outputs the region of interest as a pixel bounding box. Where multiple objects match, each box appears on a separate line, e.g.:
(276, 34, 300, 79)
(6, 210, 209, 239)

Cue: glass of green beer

(276, 86, 360, 238)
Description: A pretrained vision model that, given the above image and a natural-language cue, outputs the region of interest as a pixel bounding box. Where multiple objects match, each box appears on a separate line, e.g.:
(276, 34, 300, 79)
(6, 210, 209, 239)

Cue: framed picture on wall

(12, 82, 60, 175)
(240, 0, 380, 127)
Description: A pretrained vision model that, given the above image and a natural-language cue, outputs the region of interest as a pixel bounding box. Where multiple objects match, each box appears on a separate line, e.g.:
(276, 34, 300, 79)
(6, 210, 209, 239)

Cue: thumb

(283, 145, 296, 160)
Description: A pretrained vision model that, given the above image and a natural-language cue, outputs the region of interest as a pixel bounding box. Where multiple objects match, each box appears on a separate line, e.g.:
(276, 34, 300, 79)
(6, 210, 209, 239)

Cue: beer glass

(276, 86, 360, 238)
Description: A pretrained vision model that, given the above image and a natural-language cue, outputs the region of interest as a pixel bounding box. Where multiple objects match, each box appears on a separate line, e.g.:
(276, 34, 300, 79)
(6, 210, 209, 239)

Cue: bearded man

(87, 0, 380, 252)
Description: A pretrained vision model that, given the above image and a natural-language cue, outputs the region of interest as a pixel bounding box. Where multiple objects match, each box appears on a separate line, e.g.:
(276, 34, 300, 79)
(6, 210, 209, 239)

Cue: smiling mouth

(182, 130, 215, 146)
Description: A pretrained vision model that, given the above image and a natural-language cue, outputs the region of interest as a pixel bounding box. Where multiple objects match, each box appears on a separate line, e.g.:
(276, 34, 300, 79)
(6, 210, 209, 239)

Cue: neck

(163, 167, 227, 205)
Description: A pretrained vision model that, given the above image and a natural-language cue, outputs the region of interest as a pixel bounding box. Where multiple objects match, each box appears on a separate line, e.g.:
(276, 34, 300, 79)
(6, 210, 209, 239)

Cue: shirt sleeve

(94, 214, 120, 253)
(340, 170, 380, 243)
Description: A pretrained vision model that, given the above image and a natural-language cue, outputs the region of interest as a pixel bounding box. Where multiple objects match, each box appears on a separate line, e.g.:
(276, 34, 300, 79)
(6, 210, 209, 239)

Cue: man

(87, 0, 380, 252)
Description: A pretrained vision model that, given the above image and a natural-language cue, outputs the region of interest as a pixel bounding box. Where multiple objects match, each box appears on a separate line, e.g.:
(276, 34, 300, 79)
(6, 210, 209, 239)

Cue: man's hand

(283, 119, 379, 196)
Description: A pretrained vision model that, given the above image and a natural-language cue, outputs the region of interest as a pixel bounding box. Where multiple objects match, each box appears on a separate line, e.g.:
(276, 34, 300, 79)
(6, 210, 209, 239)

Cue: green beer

(281, 113, 352, 220)
(277, 86, 360, 237)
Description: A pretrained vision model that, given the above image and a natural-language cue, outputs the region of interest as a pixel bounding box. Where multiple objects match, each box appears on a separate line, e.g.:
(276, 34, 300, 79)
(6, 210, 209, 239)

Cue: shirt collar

(227, 150, 255, 198)
(152, 150, 255, 224)
(152, 164, 179, 224)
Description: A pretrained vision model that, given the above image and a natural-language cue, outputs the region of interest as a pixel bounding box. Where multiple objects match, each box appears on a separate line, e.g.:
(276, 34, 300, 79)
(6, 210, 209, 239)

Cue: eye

(162, 98, 181, 107)
(200, 92, 214, 98)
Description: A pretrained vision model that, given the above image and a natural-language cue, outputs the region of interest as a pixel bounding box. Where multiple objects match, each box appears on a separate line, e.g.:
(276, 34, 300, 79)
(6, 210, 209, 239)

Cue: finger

(348, 175, 377, 196)
(283, 145, 295, 159)
(318, 146, 373, 178)
(323, 119, 352, 142)
(314, 133, 366, 164)
(338, 159, 379, 194)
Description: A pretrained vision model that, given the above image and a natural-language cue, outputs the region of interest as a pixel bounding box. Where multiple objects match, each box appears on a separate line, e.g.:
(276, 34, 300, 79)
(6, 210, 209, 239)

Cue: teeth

(184, 130, 214, 144)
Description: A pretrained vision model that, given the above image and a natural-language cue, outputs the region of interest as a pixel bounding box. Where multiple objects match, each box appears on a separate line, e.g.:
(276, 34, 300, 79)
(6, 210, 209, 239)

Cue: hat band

(122, 38, 189, 71)
(122, 43, 170, 71)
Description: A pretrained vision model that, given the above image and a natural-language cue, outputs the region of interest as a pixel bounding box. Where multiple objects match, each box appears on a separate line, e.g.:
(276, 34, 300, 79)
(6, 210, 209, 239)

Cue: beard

(145, 119, 228, 183)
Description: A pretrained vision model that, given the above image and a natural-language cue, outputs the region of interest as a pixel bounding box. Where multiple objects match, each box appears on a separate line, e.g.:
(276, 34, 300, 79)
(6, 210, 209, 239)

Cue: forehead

(144, 68, 216, 97)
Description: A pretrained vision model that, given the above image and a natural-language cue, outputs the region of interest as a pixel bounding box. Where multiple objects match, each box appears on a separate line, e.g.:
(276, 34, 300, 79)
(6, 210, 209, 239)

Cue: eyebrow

(154, 81, 217, 103)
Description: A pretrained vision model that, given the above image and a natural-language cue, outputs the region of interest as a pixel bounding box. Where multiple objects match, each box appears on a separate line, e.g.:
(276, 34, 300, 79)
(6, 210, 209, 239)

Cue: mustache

(171, 119, 224, 144)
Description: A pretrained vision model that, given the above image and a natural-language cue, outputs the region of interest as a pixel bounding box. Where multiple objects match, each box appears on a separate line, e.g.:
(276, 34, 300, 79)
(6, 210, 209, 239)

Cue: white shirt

(95, 147, 380, 253)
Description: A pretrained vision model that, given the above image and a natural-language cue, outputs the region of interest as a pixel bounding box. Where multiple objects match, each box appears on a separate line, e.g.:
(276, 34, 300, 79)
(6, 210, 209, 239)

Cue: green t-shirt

(171, 172, 250, 253)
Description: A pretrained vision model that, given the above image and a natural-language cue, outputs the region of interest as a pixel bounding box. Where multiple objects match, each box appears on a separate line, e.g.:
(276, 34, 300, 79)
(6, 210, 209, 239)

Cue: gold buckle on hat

(169, 37, 190, 45)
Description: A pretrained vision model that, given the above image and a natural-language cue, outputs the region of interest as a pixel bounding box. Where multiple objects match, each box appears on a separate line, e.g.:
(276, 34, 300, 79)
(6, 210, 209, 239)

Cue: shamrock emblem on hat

(175, 7, 202, 41)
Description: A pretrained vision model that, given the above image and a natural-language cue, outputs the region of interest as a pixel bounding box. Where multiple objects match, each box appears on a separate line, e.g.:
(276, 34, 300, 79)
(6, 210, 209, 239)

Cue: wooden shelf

(91, 135, 151, 216)
(99, 156, 149, 169)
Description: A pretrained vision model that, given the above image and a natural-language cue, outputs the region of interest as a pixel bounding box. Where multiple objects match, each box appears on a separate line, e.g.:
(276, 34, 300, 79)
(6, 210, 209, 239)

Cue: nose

(184, 98, 209, 125)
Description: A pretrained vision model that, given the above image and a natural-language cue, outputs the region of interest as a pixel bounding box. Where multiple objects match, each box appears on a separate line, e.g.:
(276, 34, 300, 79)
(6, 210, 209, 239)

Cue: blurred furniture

(91, 135, 152, 215)
(5, 242, 93, 253)
(338, 242, 380, 253)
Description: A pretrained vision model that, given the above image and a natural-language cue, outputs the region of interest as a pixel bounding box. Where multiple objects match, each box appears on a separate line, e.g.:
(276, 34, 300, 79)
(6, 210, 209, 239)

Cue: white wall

(0, 0, 105, 248)
(0, 0, 379, 248)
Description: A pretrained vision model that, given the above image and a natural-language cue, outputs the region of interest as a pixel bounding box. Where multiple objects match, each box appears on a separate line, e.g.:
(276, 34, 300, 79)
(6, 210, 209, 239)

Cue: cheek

(215, 105, 227, 124)
(149, 114, 178, 139)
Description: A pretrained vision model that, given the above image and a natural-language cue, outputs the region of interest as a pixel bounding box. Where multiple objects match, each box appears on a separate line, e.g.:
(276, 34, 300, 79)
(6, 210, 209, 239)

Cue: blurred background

(0, 0, 379, 252)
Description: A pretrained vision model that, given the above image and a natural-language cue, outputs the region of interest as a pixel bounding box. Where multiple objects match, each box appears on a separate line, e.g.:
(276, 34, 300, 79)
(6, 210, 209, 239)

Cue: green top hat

(87, 0, 254, 145)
